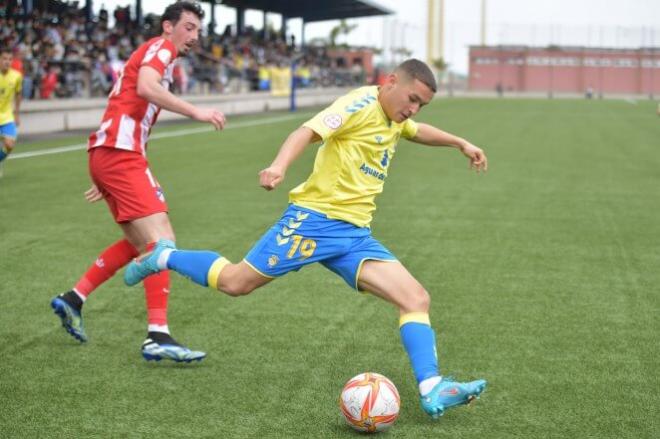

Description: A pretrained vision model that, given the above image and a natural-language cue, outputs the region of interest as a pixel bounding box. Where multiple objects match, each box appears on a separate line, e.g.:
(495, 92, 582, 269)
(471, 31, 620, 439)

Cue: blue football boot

(141, 337, 206, 363)
(51, 294, 88, 343)
(421, 377, 487, 418)
(124, 239, 176, 286)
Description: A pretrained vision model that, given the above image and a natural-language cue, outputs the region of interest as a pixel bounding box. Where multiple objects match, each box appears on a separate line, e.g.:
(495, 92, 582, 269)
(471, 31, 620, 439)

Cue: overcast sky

(98, 0, 660, 74)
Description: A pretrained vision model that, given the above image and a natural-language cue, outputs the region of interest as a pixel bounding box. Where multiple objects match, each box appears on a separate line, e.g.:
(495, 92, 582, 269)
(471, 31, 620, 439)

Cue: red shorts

(89, 147, 168, 223)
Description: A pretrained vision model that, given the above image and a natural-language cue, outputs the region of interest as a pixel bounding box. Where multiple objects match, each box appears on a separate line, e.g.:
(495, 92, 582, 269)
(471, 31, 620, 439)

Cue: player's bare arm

(412, 123, 488, 172)
(136, 66, 225, 130)
(259, 127, 320, 190)
(13, 92, 20, 126)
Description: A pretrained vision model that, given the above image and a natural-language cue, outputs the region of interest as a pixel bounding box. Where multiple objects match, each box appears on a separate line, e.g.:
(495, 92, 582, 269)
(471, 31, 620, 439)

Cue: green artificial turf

(0, 98, 658, 438)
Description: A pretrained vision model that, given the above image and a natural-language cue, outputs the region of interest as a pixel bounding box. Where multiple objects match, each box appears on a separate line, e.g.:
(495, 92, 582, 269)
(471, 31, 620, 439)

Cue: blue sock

(166, 250, 222, 287)
(399, 313, 439, 383)
(0, 147, 7, 162)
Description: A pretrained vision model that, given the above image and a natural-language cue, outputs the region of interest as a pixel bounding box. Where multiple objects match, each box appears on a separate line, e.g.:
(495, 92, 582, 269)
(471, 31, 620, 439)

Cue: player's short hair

(396, 59, 437, 93)
(161, 1, 205, 27)
(0, 47, 12, 56)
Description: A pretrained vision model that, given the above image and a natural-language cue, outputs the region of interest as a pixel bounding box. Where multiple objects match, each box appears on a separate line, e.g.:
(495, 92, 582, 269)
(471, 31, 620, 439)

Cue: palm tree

(329, 20, 358, 48)
(432, 57, 450, 94)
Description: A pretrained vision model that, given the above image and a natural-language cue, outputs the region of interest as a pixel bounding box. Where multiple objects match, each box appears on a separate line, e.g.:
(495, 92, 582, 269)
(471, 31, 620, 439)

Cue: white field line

(9, 112, 312, 160)
(624, 98, 638, 105)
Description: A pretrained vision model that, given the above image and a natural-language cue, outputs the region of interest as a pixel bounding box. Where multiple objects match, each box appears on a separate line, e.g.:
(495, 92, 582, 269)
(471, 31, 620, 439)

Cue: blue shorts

(0, 121, 17, 140)
(244, 204, 397, 289)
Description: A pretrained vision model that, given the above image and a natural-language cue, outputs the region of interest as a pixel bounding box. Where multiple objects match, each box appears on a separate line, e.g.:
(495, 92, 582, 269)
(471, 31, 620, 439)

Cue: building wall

(469, 46, 660, 95)
(326, 49, 374, 76)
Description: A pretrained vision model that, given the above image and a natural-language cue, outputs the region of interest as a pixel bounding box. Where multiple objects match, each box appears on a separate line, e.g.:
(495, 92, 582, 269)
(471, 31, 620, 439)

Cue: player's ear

(388, 73, 398, 86)
(382, 73, 398, 91)
(162, 19, 174, 34)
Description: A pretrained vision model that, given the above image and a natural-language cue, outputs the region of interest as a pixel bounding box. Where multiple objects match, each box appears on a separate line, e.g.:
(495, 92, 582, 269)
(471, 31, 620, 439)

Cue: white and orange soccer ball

(339, 372, 400, 433)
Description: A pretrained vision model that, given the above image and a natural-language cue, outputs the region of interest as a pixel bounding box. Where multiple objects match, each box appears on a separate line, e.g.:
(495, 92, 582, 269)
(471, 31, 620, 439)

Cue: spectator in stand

(40, 64, 59, 99)
(295, 60, 311, 88)
(4, 0, 369, 99)
(258, 62, 271, 91)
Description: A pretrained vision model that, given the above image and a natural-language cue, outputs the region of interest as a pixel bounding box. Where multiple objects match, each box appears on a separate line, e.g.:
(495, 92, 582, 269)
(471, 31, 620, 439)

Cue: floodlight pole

(426, 0, 445, 65)
(481, 0, 487, 46)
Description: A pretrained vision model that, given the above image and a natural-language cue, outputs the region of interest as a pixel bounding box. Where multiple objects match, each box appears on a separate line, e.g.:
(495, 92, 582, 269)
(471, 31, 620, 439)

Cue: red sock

(74, 239, 139, 298)
(143, 242, 170, 328)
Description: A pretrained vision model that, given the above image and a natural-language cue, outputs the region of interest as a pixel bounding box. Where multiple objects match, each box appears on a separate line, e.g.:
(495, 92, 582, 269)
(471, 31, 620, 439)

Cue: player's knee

(160, 231, 175, 243)
(404, 285, 430, 313)
(220, 278, 255, 297)
(4, 139, 15, 151)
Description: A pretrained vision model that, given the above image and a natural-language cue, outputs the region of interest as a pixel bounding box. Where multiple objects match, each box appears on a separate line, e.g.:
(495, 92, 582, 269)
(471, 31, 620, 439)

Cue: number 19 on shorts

(287, 235, 317, 259)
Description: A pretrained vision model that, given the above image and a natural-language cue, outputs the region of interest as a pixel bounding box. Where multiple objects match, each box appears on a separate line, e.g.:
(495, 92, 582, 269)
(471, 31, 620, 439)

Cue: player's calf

(124, 239, 228, 288)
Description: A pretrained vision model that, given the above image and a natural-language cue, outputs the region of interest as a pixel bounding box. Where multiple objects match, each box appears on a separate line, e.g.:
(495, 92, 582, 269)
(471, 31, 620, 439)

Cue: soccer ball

(339, 372, 400, 433)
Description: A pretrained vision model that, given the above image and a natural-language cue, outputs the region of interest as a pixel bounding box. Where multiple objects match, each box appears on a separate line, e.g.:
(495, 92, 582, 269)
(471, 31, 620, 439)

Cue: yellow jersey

(0, 68, 22, 125)
(290, 85, 418, 227)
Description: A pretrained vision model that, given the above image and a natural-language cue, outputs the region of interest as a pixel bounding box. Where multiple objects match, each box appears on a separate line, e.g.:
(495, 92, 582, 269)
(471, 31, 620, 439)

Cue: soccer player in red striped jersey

(51, 1, 225, 363)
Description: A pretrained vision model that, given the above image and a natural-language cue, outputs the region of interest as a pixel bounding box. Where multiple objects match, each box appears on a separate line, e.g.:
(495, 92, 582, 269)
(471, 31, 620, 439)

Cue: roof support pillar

(135, 0, 143, 26)
(209, 0, 217, 35)
(236, 6, 245, 36)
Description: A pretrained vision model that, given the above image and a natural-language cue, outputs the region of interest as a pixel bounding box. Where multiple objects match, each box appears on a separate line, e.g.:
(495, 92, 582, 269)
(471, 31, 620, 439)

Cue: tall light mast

(426, 0, 445, 65)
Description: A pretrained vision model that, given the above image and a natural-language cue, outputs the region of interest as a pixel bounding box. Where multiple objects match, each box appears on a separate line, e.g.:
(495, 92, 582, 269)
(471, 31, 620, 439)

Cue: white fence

(20, 88, 350, 135)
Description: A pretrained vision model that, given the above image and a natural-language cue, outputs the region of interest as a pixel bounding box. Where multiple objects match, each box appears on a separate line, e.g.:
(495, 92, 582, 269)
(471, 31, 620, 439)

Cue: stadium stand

(0, 0, 387, 99)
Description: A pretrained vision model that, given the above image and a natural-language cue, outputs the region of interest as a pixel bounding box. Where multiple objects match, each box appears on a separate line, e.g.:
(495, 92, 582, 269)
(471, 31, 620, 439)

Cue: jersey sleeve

(302, 92, 365, 142)
(400, 118, 419, 140)
(140, 39, 176, 76)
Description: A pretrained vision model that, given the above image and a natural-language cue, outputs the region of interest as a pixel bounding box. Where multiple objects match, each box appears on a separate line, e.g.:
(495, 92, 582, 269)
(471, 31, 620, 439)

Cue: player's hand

(459, 141, 488, 173)
(192, 108, 226, 130)
(14, 114, 20, 127)
(259, 166, 285, 191)
(84, 184, 104, 203)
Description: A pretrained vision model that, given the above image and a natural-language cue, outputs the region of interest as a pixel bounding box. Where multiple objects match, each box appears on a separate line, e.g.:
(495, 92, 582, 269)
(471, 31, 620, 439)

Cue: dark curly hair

(161, 1, 205, 27)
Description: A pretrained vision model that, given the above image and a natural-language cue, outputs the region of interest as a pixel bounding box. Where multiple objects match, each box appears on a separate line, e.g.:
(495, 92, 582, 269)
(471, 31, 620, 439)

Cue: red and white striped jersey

(88, 37, 177, 155)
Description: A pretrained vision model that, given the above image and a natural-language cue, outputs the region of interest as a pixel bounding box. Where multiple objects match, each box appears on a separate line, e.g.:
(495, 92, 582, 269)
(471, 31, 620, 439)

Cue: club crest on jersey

(157, 48, 172, 64)
(375, 135, 383, 144)
(323, 114, 342, 129)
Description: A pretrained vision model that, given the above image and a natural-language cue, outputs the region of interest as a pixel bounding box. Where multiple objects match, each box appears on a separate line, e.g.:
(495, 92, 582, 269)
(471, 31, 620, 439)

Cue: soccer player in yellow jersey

(125, 59, 488, 418)
(0, 47, 22, 176)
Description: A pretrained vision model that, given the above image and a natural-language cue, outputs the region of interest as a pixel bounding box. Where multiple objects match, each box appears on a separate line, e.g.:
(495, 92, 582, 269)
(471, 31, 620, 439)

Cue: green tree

(329, 19, 358, 47)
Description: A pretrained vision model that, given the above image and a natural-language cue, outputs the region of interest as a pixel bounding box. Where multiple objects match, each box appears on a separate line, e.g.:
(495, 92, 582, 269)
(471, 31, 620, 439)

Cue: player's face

(381, 73, 434, 123)
(0, 53, 12, 72)
(168, 11, 201, 55)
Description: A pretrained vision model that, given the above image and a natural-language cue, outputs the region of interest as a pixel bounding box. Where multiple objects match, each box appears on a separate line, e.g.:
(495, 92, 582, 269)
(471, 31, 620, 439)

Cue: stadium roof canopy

(209, 0, 393, 23)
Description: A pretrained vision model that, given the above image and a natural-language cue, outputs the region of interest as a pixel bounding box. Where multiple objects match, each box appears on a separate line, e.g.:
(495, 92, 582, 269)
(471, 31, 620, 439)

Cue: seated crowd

(0, 1, 368, 99)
